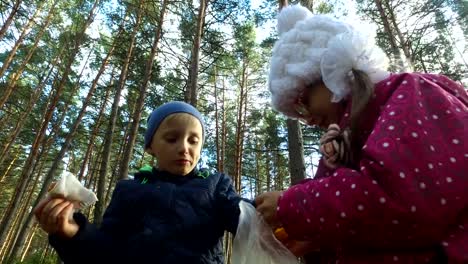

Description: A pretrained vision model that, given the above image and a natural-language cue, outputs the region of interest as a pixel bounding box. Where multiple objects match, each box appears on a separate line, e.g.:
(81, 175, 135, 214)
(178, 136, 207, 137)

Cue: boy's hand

(33, 197, 79, 239)
(255, 191, 283, 229)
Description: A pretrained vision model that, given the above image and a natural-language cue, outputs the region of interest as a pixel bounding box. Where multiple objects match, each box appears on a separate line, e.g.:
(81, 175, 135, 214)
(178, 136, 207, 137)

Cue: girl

(256, 5, 467, 263)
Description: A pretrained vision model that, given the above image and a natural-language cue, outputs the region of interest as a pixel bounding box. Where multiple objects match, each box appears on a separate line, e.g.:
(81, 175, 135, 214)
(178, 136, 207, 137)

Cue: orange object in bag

(274, 227, 289, 242)
(232, 201, 299, 264)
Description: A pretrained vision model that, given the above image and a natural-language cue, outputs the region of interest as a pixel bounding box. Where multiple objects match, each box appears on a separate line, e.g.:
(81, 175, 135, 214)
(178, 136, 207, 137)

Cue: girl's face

(147, 113, 203, 176)
(296, 81, 344, 129)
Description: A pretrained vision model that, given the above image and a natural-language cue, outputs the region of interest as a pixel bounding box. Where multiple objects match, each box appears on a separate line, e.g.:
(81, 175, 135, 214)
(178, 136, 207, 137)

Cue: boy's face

(147, 113, 203, 176)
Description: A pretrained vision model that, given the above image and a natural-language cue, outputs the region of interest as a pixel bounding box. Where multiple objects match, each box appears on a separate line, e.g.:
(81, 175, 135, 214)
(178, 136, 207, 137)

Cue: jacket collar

(135, 167, 198, 184)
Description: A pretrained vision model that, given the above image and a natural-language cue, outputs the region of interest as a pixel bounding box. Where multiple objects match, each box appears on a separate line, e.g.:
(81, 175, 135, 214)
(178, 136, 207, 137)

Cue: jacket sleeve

(49, 180, 135, 263)
(277, 73, 468, 251)
(214, 173, 253, 234)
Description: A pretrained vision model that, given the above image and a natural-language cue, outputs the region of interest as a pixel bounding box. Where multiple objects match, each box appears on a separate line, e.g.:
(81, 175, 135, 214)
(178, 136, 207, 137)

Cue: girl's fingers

(254, 194, 264, 206)
(256, 203, 266, 213)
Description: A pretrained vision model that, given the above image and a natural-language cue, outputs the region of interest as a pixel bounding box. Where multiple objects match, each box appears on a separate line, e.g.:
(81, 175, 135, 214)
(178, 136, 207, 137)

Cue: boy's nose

(177, 141, 189, 153)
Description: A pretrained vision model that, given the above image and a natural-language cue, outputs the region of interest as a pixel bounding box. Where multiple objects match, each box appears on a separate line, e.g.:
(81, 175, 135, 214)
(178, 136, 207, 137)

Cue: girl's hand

(33, 197, 79, 239)
(255, 191, 283, 229)
(284, 240, 317, 257)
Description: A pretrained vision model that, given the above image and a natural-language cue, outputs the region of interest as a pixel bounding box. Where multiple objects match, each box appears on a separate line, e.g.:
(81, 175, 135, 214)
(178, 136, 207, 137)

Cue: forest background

(0, 0, 466, 263)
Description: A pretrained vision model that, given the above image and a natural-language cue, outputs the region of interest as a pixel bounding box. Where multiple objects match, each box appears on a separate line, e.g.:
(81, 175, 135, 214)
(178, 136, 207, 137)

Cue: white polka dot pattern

(275, 73, 467, 263)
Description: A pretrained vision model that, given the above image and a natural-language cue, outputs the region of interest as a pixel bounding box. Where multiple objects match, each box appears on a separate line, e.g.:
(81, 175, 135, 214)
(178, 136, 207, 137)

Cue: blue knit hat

(144, 101, 205, 149)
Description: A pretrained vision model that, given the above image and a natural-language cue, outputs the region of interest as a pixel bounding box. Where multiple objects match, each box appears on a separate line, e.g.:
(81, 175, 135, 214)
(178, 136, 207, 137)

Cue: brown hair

(347, 69, 374, 165)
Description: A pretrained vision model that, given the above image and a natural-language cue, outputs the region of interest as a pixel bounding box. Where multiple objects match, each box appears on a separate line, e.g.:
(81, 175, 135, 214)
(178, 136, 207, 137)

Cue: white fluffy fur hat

(268, 4, 390, 119)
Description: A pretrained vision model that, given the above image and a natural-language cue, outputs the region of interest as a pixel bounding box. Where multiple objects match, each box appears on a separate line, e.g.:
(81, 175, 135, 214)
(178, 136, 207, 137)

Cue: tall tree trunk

(86, 142, 104, 189)
(186, 0, 208, 106)
(0, 200, 16, 259)
(8, 40, 114, 261)
(224, 232, 232, 264)
(2, 152, 45, 261)
(0, 203, 22, 262)
(286, 119, 306, 185)
(118, 0, 168, 180)
(278, 0, 288, 10)
(220, 78, 227, 173)
(94, 0, 144, 224)
(0, 0, 57, 110)
(77, 74, 114, 182)
(278, 0, 306, 185)
(255, 140, 261, 195)
(40, 244, 52, 264)
(240, 84, 248, 185)
(214, 67, 221, 171)
(0, 0, 46, 78)
(382, 0, 412, 68)
(0, 0, 22, 42)
(5, 85, 69, 261)
(0, 87, 55, 246)
(275, 151, 282, 189)
(0, 45, 65, 165)
(299, 0, 314, 11)
(19, 223, 38, 262)
(0, 0, 100, 246)
(373, 0, 407, 70)
(0, 150, 18, 183)
(110, 117, 131, 200)
(234, 63, 247, 191)
(266, 152, 271, 191)
(5, 153, 47, 262)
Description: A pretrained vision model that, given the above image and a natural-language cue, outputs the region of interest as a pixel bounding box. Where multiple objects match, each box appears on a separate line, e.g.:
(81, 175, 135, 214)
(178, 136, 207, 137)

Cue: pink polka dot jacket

(277, 73, 468, 263)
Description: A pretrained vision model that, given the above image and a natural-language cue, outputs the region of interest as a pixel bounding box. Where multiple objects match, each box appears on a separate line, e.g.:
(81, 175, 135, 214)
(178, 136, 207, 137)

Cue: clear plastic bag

(232, 201, 299, 264)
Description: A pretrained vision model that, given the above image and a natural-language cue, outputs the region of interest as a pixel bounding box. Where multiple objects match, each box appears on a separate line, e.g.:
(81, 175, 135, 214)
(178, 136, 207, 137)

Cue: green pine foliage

(0, 0, 465, 261)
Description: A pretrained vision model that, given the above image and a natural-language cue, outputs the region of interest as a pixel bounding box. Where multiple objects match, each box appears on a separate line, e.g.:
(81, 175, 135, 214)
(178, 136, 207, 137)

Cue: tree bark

(286, 119, 306, 185)
(374, 0, 407, 70)
(77, 74, 114, 182)
(214, 67, 221, 171)
(0, 0, 56, 110)
(255, 140, 261, 195)
(0, 0, 100, 246)
(266, 152, 271, 191)
(6, 153, 47, 262)
(220, 79, 227, 173)
(0, 0, 22, 42)
(234, 61, 248, 191)
(0, 204, 22, 262)
(277, 0, 306, 186)
(94, 0, 144, 224)
(0, 45, 64, 165)
(383, 0, 412, 67)
(0, 1, 46, 78)
(19, 223, 38, 262)
(186, 0, 208, 106)
(299, 0, 314, 11)
(118, 0, 168, 180)
(0, 150, 18, 183)
(279, 0, 288, 10)
(8, 37, 113, 261)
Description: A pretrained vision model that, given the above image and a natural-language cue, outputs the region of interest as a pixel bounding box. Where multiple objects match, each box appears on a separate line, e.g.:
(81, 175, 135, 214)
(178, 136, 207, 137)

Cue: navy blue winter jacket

(49, 167, 248, 263)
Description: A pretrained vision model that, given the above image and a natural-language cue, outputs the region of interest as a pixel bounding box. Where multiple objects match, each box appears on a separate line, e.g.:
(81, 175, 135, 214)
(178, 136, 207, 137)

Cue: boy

(34, 101, 245, 263)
